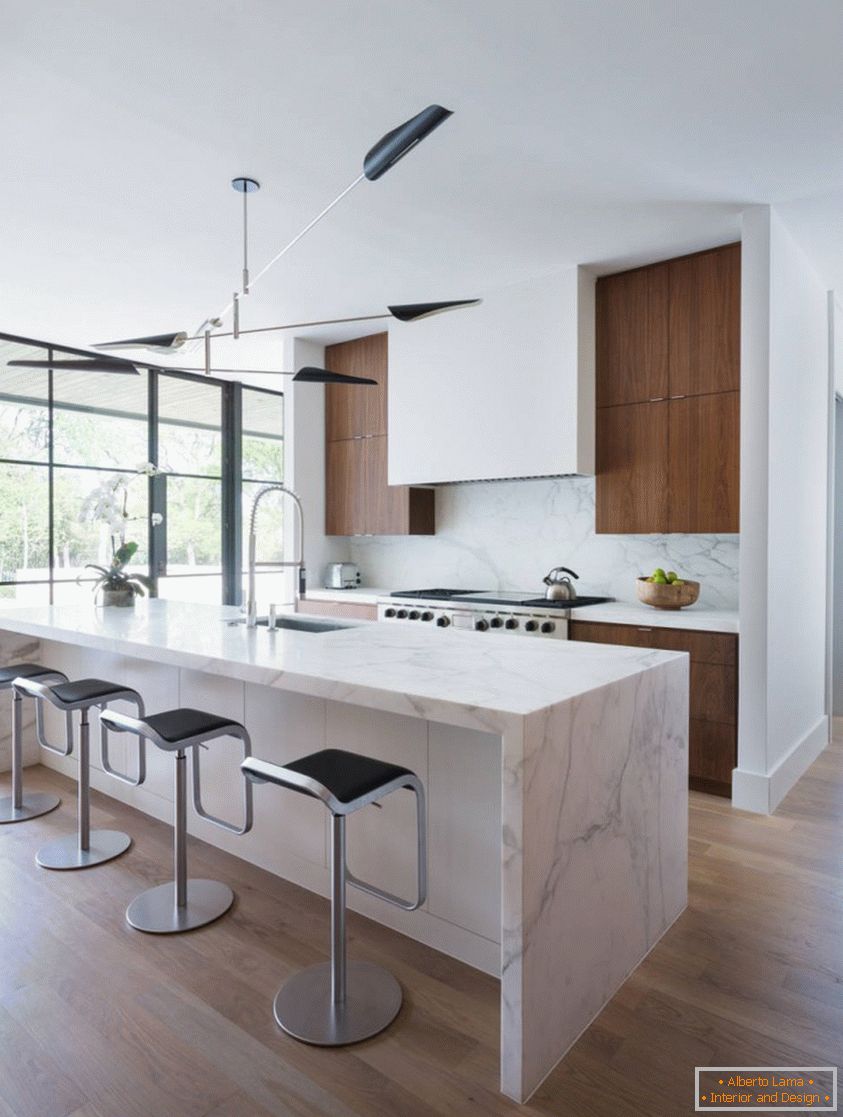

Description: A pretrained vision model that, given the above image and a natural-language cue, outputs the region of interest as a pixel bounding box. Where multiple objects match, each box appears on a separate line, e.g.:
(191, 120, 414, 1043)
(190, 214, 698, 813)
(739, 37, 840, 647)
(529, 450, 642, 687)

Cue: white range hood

(388, 267, 595, 485)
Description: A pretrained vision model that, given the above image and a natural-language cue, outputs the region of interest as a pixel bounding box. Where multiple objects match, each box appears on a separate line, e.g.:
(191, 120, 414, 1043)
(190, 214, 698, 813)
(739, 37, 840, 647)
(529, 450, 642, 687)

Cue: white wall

(350, 475, 739, 606)
(282, 336, 351, 594)
(735, 206, 831, 813)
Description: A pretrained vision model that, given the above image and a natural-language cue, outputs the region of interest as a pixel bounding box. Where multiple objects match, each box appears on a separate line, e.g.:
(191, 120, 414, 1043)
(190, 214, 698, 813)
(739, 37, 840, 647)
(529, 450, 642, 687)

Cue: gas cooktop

(390, 589, 612, 609)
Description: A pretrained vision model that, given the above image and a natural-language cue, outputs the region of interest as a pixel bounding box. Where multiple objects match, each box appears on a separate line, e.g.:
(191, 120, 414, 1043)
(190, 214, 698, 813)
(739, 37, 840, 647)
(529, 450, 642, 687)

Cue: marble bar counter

(0, 600, 688, 1103)
(569, 600, 739, 633)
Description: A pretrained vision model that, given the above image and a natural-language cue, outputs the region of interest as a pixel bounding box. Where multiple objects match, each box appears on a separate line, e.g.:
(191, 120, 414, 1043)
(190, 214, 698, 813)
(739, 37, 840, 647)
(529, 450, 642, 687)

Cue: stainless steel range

(376, 588, 612, 640)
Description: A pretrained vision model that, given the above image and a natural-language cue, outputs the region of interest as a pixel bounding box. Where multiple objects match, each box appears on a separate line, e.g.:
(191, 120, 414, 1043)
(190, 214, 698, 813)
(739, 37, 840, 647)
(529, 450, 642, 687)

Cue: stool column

(174, 750, 188, 909)
(11, 692, 23, 812)
(78, 709, 90, 852)
(331, 814, 347, 1006)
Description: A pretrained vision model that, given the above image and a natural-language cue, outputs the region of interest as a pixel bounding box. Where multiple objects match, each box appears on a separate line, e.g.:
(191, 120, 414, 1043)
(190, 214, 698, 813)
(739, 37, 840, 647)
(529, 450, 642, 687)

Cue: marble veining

(348, 474, 740, 608)
(0, 600, 688, 1104)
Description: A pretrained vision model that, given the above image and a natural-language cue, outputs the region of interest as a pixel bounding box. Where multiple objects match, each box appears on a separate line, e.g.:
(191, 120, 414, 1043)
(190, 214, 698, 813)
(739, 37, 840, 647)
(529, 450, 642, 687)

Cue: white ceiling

(3, 0, 843, 368)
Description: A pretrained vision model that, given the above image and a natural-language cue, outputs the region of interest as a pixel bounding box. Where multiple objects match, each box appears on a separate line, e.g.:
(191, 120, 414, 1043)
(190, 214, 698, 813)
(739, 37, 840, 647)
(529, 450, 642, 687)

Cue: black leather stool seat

(144, 708, 238, 745)
(0, 663, 59, 687)
(49, 678, 133, 706)
(283, 748, 413, 805)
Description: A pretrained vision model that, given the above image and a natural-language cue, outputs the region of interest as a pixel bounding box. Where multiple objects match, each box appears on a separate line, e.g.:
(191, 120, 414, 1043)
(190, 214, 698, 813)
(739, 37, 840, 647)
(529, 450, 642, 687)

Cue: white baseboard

(732, 715, 830, 814)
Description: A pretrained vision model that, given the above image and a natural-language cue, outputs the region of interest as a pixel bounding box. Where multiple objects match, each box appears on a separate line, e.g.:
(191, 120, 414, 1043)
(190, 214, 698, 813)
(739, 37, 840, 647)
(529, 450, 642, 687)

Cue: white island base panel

(0, 606, 688, 1103)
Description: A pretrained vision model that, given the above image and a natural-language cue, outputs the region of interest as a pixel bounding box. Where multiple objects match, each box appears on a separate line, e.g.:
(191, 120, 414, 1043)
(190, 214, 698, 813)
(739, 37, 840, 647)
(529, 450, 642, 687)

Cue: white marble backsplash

(349, 475, 740, 608)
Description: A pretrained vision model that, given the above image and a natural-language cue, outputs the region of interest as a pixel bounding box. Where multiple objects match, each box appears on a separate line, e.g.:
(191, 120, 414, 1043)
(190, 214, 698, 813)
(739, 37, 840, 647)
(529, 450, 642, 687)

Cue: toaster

(324, 562, 362, 590)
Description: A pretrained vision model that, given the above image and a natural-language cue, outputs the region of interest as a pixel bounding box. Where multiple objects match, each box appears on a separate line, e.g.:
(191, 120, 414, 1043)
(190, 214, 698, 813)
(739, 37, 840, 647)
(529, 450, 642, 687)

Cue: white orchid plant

(79, 462, 164, 599)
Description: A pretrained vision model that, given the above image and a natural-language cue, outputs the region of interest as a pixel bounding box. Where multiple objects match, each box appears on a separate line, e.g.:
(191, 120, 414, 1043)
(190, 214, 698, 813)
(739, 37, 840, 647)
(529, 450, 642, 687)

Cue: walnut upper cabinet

(595, 262, 669, 407)
(325, 333, 388, 441)
(596, 243, 740, 534)
(324, 332, 435, 537)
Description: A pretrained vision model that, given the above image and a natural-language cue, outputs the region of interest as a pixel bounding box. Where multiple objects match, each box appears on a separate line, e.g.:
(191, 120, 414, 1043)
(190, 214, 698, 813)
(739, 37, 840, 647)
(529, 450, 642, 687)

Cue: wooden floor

(1, 742, 843, 1117)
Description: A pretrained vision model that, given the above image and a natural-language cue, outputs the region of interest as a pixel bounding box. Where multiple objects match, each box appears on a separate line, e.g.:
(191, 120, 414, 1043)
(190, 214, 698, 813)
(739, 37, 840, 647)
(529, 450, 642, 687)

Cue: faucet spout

(246, 484, 306, 628)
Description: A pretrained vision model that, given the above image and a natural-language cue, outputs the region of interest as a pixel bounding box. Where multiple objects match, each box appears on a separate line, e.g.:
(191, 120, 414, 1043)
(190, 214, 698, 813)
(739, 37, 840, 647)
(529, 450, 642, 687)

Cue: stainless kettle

(543, 566, 579, 602)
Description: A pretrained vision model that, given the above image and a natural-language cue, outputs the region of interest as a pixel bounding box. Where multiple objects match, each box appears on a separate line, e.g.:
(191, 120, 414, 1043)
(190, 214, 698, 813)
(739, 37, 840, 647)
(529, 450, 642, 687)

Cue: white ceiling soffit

(2, 0, 843, 356)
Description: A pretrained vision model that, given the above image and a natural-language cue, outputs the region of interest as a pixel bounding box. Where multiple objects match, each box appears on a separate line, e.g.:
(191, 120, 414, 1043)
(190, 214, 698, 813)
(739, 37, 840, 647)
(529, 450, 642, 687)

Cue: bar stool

(99, 706, 253, 933)
(0, 663, 69, 824)
(13, 677, 146, 869)
(241, 748, 426, 1046)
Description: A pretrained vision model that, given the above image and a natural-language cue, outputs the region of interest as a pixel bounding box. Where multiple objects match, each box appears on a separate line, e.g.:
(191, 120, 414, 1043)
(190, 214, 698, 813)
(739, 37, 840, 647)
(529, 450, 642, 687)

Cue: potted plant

(79, 462, 164, 607)
(85, 541, 152, 607)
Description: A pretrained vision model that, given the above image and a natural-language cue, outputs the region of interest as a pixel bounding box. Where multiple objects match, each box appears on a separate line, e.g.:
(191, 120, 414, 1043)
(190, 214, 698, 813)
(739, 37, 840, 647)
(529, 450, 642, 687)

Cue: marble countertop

(0, 600, 684, 727)
(568, 601, 738, 633)
(302, 586, 391, 606)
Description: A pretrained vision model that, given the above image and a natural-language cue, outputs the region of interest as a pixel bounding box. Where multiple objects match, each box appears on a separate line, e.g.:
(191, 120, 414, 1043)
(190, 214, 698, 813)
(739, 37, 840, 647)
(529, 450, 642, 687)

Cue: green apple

(652, 573, 668, 584)
(666, 570, 679, 583)
(653, 567, 666, 579)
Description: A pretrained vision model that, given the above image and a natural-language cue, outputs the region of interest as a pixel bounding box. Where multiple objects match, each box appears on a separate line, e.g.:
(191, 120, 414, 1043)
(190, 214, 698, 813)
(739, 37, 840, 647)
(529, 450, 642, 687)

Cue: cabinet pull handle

(649, 397, 666, 402)
(670, 395, 686, 400)
(637, 627, 653, 632)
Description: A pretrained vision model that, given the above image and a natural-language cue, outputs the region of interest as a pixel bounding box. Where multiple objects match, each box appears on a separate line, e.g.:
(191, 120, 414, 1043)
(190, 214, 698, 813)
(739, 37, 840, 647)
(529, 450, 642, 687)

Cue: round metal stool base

(36, 829, 131, 870)
(126, 879, 234, 934)
(0, 792, 61, 824)
(274, 961, 402, 1045)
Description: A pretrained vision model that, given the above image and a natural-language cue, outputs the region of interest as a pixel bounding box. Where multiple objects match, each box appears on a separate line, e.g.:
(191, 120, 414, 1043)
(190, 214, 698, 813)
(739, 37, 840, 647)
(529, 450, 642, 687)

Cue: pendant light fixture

(93, 104, 465, 363)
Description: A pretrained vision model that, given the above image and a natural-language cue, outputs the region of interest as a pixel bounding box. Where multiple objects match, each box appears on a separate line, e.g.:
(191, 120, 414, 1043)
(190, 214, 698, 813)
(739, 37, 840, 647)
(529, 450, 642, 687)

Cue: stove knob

(421, 611, 434, 622)
(409, 610, 420, 620)
(525, 619, 538, 632)
(474, 619, 489, 632)
(504, 618, 519, 630)
(436, 616, 451, 627)
(541, 621, 556, 634)
(396, 609, 408, 619)
(384, 608, 396, 618)
(490, 616, 503, 628)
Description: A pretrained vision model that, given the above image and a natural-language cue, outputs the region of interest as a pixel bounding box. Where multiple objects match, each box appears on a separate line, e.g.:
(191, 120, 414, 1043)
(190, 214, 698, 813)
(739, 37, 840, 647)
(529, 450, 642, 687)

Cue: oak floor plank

(2, 738, 843, 1116)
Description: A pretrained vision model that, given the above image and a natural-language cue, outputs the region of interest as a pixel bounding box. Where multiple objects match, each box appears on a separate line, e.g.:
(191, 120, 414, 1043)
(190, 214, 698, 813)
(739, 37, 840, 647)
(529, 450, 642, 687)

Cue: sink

(228, 615, 357, 634)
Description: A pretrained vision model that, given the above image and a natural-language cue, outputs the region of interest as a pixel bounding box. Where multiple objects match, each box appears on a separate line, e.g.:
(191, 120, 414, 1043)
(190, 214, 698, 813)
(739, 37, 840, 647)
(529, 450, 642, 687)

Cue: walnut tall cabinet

(324, 332, 435, 536)
(595, 242, 740, 534)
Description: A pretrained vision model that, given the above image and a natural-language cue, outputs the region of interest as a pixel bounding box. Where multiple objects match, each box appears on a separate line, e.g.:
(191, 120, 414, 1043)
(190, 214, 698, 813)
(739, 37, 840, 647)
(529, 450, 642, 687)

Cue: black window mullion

(47, 350, 54, 605)
(222, 381, 242, 606)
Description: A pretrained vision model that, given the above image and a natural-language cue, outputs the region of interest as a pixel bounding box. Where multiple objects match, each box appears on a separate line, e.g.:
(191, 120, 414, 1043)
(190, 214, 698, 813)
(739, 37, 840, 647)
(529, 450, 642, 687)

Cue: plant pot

(101, 587, 135, 608)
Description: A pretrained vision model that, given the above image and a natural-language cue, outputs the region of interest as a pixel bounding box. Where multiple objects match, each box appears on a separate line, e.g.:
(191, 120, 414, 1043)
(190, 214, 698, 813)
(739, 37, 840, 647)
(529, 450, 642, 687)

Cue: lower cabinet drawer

(690, 661, 737, 725)
(689, 719, 736, 796)
(299, 598, 377, 621)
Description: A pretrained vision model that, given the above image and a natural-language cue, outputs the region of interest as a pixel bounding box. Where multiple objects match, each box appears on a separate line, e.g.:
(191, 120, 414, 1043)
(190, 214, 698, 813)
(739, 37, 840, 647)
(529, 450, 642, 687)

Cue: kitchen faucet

(246, 484, 306, 627)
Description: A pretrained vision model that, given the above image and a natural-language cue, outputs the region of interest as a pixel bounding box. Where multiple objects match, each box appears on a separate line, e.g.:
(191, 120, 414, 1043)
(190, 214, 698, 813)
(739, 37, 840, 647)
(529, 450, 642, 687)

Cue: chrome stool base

(126, 878, 234, 934)
(274, 961, 402, 1045)
(0, 791, 61, 824)
(36, 829, 131, 870)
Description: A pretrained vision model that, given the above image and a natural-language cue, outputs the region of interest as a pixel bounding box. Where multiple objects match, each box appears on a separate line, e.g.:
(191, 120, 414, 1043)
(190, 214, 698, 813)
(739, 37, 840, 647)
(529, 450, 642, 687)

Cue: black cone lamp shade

(364, 105, 453, 181)
(93, 332, 188, 352)
(8, 357, 139, 374)
(293, 366, 377, 386)
(388, 299, 481, 322)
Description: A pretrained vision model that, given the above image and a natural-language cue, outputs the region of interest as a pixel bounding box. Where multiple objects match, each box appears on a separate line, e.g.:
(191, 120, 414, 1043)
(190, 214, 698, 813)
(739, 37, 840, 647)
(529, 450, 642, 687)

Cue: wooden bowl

(636, 576, 700, 610)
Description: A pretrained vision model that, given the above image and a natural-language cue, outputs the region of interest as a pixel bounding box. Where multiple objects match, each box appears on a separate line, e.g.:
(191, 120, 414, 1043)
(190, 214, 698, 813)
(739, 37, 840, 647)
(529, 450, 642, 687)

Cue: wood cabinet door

(669, 243, 740, 397)
(689, 720, 736, 794)
(596, 401, 669, 533)
(669, 391, 739, 533)
(325, 332, 388, 441)
(325, 439, 365, 536)
(364, 435, 408, 535)
(596, 263, 669, 407)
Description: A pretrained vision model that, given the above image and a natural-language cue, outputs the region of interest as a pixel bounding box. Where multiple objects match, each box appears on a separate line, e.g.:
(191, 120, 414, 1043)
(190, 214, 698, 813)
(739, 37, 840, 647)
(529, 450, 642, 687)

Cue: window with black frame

(240, 385, 286, 605)
(0, 334, 284, 607)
